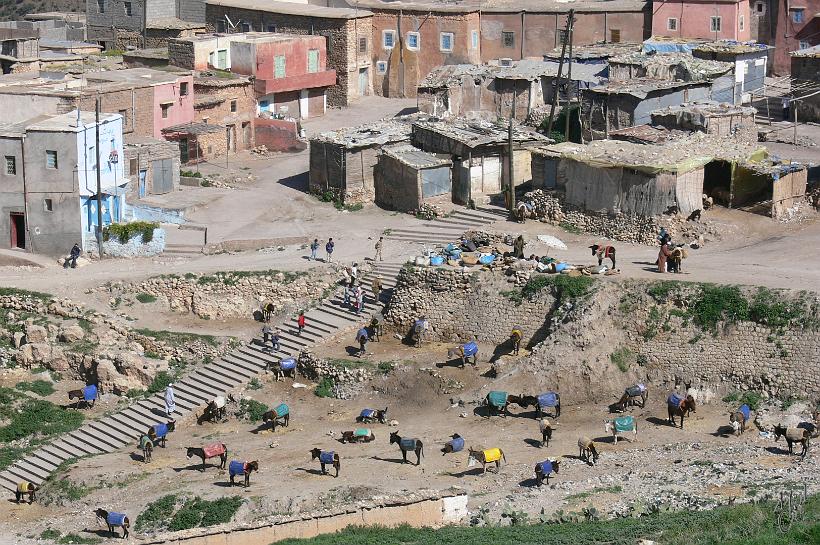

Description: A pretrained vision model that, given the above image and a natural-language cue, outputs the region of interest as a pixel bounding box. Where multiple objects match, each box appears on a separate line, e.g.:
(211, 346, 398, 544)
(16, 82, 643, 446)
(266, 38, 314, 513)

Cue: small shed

(650, 101, 758, 145)
(791, 46, 820, 123)
(124, 136, 180, 199)
(308, 116, 418, 204)
(693, 41, 772, 102)
(161, 122, 226, 165)
(374, 145, 452, 212)
(411, 118, 551, 205)
(721, 160, 807, 218)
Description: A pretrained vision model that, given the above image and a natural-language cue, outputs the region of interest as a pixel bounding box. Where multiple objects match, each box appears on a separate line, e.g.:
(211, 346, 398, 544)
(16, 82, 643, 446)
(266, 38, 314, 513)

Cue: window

(240, 22, 251, 32)
(267, 24, 276, 32)
(180, 82, 188, 96)
(118, 108, 128, 127)
(406, 31, 419, 50)
(97, 0, 104, 13)
(610, 29, 621, 43)
(129, 158, 138, 175)
(5, 156, 15, 175)
(216, 20, 226, 33)
(124, 1, 131, 15)
(161, 103, 171, 119)
(471, 30, 479, 49)
(46, 150, 57, 169)
(274, 55, 285, 78)
(440, 32, 453, 52)
(667, 18, 678, 31)
(710, 16, 722, 32)
(792, 9, 804, 23)
(376, 61, 387, 75)
(755, 1, 764, 12)
(308, 49, 320, 73)
(383, 30, 395, 49)
(739, 15, 744, 31)
(502, 31, 515, 48)
(799, 40, 810, 49)
(230, 99, 237, 112)
(359, 37, 367, 53)
(202, 117, 209, 123)
(43, 199, 53, 212)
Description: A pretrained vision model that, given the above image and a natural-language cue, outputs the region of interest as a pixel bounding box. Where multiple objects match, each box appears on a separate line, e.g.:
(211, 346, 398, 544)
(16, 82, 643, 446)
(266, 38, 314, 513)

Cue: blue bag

(450, 436, 464, 452)
(478, 254, 495, 265)
(430, 255, 445, 266)
(319, 451, 335, 464)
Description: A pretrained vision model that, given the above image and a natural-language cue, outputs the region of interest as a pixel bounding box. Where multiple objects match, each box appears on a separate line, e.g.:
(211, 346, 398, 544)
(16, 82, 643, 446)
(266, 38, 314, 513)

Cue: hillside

(0, 0, 82, 22)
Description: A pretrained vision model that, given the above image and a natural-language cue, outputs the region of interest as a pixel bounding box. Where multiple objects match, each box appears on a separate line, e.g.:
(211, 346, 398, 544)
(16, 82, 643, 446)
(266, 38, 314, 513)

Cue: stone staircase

(0, 205, 507, 493)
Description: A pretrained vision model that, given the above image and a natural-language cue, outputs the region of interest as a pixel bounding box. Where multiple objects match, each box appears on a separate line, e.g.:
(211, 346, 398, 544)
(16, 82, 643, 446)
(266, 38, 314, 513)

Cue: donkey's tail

(421, 443, 424, 459)
(502, 449, 507, 463)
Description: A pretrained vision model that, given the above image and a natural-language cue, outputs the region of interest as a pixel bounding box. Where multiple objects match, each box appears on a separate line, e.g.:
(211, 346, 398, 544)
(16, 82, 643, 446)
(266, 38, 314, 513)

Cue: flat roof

(39, 39, 103, 49)
(313, 114, 426, 148)
(354, 0, 647, 13)
(420, 60, 605, 87)
(544, 42, 642, 60)
(652, 100, 757, 118)
(693, 40, 773, 55)
(146, 17, 206, 30)
(413, 118, 551, 148)
(162, 122, 224, 135)
(609, 52, 733, 81)
(586, 77, 708, 98)
(0, 110, 120, 136)
(382, 144, 450, 169)
(122, 48, 169, 60)
(205, 0, 373, 19)
(791, 44, 820, 58)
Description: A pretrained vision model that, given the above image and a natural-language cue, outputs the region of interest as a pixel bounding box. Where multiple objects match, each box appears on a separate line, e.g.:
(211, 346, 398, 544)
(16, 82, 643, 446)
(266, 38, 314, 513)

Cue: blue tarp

(153, 423, 168, 438)
(280, 358, 296, 370)
(273, 403, 289, 417)
(83, 384, 97, 401)
(538, 392, 559, 408)
(668, 393, 684, 407)
(449, 436, 464, 452)
(538, 460, 553, 474)
(739, 404, 751, 421)
(360, 409, 375, 419)
(107, 512, 127, 526)
(400, 438, 417, 451)
(463, 342, 478, 357)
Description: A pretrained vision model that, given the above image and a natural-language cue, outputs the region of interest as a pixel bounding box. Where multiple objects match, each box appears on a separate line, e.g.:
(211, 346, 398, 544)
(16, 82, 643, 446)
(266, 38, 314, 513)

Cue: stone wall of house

(193, 79, 256, 149)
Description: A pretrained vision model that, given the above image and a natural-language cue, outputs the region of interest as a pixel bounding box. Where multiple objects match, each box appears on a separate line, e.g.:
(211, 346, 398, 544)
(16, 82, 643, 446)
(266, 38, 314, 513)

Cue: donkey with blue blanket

(534, 459, 561, 485)
(310, 448, 340, 477)
(390, 431, 424, 465)
(95, 508, 129, 539)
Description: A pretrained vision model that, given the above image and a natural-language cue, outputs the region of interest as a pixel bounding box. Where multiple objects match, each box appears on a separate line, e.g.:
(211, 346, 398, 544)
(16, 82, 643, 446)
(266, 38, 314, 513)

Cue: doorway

(179, 138, 189, 163)
(703, 160, 733, 206)
(359, 67, 369, 96)
(138, 169, 147, 198)
(9, 212, 25, 249)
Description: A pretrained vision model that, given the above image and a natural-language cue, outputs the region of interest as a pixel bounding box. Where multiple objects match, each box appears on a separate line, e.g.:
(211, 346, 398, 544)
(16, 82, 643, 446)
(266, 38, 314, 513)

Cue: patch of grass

(501, 289, 523, 305)
(558, 221, 582, 234)
(314, 377, 335, 398)
(647, 280, 681, 303)
(0, 390, 84, 443)
(564, 485, 624, 502)
(135, 328, 218, 347)
(690, 284, 749, 331)
(248, 377, 263, 390)
(57, 534, 101, 544)
(146, 371, 174, 395)
(180, 169, 203, 178)
(609, 347, 633, 373)
(192, 269, 300, 286)
(136, 494, 178, 532)
(15, 379, 55, 396)
(0, 287, 52, 301)
(169, 496, 243, 531)
(136, 292, 157, 303)
(237, 398, 268, 422)
(643, 306, 662, 340)
(518, 275, 595, 303)
(722, 390, 765, 411)
(377, 361, 395, 375)
(40, 528, 61, 540)
(68, 340, 99, 355)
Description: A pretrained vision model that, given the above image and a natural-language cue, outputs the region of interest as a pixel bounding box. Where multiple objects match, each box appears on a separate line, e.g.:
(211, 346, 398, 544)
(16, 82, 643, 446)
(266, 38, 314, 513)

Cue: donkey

(228, 460, 259, 487)
(138, 434, 153, 463)
(15, 481, 38, 504)
(263, 404, 290, 431)
(467, 447, 506, 474)
(310, 448, 340, 477)
(442, 433, 464, 455)
(614, 384, 648, 412)
(67, 384, 97, 409)
(605, 416, 638, 444)
(198, 396, 226, 424)
(510, 327, 523, 355)
(578, 437, 600, 465)
(340, 428, 375, 443)
(590, 244, 616, 269)
(186, 443, 228, 472)
(148, 420, 176, 447)
(539, 418, 555, 447)
(277, 358, 297, 381)
(390, 431, 424, 465)
(667, 394, 696, 429)
(729, 404, 751, 436)
(773, 425, 810, 458)
(534, 459, 561, 485)
(357, 407, 388, 424)
(411, 318, 428, 347)
(516, 201, 535, 223)
(447, 343, 478, 367)
(95, 508, 129, 539)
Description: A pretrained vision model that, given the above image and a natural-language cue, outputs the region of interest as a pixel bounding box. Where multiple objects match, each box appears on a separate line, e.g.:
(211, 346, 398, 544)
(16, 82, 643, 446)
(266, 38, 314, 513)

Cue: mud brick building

(124, 136, 180, 200)
(205, 0, 373, 107)
(193, 73, 255, 151)
(651, 0, 751, 42)
(791, 46, 820, 123)
(87, 0, 206, 49)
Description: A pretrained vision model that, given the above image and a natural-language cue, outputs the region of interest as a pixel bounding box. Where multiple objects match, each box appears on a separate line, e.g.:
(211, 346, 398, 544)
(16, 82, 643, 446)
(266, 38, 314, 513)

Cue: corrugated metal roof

(382, 144, 450, 168)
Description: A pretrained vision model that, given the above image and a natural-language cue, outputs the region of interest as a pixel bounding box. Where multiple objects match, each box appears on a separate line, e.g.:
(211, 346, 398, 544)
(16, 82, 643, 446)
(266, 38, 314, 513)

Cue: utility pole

(564, 12, 575, 142)
(95, 98, 104, 259)
(507, 118, 516, 215)
(546, 9, 574, 138)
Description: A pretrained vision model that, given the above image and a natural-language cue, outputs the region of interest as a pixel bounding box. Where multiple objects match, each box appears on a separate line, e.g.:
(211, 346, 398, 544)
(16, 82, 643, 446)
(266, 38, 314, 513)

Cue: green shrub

(40, 528, 61, 540)
(248, 377, 263, 390)
(237, 398, 268, 422)
(609, 347, 633, 373)
(648, 280, 680, 303)
(103, 221, 159, 244)
(169, 496, 243, 531)
(0, 397, 84, 442)
(57, 534, 101, 544)
(135, 328, 218, 347)
(519, 275, 594, 302)
(314, 377, 335, 398)
(691, 285, 749, 330)
(377, 361, 395, 375)
(722, 390, 764, 411)
(136, 293, 157, 303)
(15, 379, 54, 396)
(135, 494, 178, 532)
(0, 287, 51, 301)
(558, 221, 582, 234)
(146, 371, 173, 395)
(180, 170, 203, 178)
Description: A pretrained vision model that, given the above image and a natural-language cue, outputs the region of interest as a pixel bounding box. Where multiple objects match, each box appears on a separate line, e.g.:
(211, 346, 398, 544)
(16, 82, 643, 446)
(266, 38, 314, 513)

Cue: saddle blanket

(462, 342, 478, 357)
(738, 404, 751, 421)
(482, 448, 502, 463)
(360, 409, 376, 419)
(785, 428, 805, 441)
(399, 438, 417, 451)
(17, 482, 31, 493)
(273, 403, 289, 417)
(511, 328, 523, 338)
(667, 393, 684, 408)
(319, 451, 335, 464)
(487, 391, 508, 407)
(626, 384, 645, 398)
(280, 358, 296, 371)
(353, 428, 371, 437)
(538, 392, 559, 408)
(82, 384, 97, 401)
(153, 423, 168, 438)
(139, 435, 153, 449)
(213, 396, 226, 409)
(107, 512, 127, 526)
(537, 460, 553, 475)
(449, 436, 464, 452)
(614, 416, 636, 433)
(229, 460, 246, 477)
(203, 443, 225, 458)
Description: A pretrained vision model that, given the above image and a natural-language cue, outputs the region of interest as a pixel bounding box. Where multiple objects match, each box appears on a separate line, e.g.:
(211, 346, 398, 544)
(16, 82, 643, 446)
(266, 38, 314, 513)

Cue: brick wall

(124, 138, 181, 199)
(194, 79, 256, 149)
(254, 118, 305, 152)
(77, 86, 155, 137)
(168, 39, 196, 69)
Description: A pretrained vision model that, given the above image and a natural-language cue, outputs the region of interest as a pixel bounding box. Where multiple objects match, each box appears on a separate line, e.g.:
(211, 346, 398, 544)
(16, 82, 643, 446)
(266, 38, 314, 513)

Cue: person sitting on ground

(513, 235, 525, 259)
(64, 243, 81, 269)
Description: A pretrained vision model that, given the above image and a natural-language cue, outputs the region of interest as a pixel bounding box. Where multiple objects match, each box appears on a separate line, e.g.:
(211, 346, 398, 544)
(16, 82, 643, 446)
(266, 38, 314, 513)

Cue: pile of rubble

(297, 350, 372, 400)
(99, 269, 332, 321)
(415, 203, 447, 220)
(251, 145, 275, 157)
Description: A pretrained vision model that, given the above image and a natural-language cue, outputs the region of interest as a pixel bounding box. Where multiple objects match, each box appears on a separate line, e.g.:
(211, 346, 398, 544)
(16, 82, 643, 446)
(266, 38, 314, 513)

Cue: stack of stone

(297, 350, 372, 399)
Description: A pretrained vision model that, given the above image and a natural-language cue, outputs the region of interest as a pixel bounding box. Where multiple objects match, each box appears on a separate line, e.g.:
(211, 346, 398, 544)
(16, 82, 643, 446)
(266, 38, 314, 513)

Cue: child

(297, 311, 305, 336)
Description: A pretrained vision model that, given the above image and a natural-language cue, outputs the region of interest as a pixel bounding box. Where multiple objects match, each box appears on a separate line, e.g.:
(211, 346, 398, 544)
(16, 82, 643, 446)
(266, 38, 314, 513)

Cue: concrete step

(14, 459, 52, 482)
(0, 475, 20, 492)
(211, 358, 258, 378)
(4, 466, 44, 487)
(85, 422, 131, 448)
(220, 351, 268, 374)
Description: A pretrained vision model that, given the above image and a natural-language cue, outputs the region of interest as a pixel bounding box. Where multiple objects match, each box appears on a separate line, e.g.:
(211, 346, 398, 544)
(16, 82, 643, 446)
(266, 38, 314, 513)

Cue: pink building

(652, 0, 751, 42)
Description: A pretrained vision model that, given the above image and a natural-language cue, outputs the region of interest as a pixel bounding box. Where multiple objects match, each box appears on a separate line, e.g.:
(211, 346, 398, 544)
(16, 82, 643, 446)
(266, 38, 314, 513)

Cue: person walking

(355, 285, 364, 315)
(262, 322, 273, 346)
(350, 262, 359, 287)
(371, 274, 383, 303)
(270, 328, 281, 351)
(64, 243, 81, 269)
(297, 311, 305, 336)
(325, 238, 335, 262)
(374, 237, 384, 261)
(657, 235, 672, 273)
(164, 383, 176, 417)
(356, 326, 369, 357)
(782, 96, 791, 121)
(309, 238, 320, 261)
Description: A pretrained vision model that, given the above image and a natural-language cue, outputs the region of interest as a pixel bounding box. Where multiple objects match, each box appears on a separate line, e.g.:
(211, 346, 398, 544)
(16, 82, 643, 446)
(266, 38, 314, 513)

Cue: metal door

(151, 159, 173, 194)
(138, 169, 147, 198)
(217, 49, 227, 69)
(299, 90, 309, 119)
(359, 67, 368, 96)
(421, 166, 451, 198)
(543, 158, 557, 189)
(452, 159, 471, 204)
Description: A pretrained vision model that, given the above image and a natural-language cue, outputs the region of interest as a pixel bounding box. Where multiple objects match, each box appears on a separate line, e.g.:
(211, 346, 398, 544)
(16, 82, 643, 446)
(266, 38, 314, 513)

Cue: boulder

(96, 358, 143, 395)
(59, 325, 86, 343)
(13, 331, 24, 348)
(25, 324, 48, 344)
